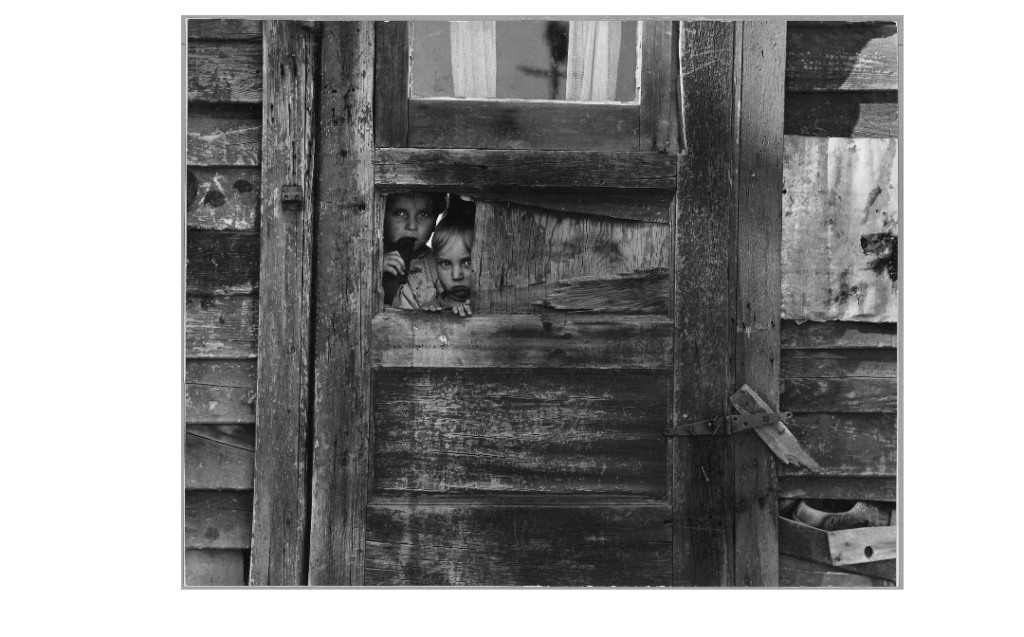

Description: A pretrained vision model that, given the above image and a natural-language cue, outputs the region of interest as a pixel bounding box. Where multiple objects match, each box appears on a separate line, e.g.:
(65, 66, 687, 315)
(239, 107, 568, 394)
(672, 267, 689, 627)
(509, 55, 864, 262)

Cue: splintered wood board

(779, 516, 896, 566)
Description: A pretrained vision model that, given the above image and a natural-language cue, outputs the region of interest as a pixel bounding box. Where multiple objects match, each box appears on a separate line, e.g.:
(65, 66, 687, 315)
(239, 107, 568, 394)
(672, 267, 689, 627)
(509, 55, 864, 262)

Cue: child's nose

(451, 265, 464, 280)
(404, 216, 418, 230)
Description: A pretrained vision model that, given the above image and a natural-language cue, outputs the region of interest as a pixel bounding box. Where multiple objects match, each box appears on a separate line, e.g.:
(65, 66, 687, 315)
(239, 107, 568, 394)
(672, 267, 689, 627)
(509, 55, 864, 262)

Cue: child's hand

(382, 250, 405, 276)
(451, 300, 472, 318)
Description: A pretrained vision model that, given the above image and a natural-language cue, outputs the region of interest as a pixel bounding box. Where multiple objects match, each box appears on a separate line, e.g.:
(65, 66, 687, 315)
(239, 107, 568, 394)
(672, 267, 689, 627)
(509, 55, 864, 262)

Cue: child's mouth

(447, 286, 470, 302)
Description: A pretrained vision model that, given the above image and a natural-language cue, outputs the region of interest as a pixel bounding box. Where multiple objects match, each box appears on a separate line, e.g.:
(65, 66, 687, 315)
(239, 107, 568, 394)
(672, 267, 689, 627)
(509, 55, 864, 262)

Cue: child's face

(384, 194, 439, 251)
(436, 239, 473, 302)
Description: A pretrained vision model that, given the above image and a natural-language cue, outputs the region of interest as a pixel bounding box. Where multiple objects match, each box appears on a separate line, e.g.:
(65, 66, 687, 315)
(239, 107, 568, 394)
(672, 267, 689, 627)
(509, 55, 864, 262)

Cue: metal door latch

(281, 185, 303, 212)
(664, 411, 793, 436)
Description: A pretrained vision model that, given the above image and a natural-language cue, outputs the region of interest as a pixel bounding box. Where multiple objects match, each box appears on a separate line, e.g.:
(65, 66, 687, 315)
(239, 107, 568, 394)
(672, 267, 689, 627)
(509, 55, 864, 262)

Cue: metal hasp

(664, 411, 793, 436)
(281, 185, 303, 211)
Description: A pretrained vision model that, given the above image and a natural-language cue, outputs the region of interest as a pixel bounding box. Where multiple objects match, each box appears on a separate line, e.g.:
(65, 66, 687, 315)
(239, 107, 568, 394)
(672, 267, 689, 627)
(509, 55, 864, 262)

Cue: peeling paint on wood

(187, 167, 260, 230)
(185, 427, 255, 490)
(783, 136, 898, 322)
(786, 22, 898, 92)
(185, 295, 258, 358)
(373, 311, 672, 370)
(364, 502, 672, 586)
(185, 491, 253, 549)
(188, 41, 262, 104)
(373, 369, 668, 495)
(475, 201, 670, 314)
(187, 115, 261, 166)
(186, 230, 259, 295)
(779, 413, 896, 477)
(782, 376, 897, 413)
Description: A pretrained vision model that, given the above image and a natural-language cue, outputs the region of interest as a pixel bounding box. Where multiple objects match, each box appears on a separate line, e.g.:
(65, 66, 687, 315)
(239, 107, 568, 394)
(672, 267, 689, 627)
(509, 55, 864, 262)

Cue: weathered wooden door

(252, 19, 785, 586)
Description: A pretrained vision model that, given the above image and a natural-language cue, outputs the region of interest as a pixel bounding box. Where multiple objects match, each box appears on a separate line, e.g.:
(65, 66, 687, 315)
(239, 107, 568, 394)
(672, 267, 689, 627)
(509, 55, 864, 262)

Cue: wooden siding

(187, 167, 260, 230)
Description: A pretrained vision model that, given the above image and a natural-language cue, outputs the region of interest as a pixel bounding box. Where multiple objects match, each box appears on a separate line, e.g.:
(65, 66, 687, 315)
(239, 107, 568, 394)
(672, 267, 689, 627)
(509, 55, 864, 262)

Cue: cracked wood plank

(373, 369, 668, 496)
(188, 40, 262, 104)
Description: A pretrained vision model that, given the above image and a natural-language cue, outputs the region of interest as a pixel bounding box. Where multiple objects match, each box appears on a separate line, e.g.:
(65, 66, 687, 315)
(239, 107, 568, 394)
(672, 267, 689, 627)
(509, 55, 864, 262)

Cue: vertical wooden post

(374, 21, 408, 148)
(250, 20, 320, 586)
(673, 20, 786, 587)
(308, 21, 375, 586)
(639, 20, 679, 153)
(673, 20, 737, 587)
(732, 21, 786, 587)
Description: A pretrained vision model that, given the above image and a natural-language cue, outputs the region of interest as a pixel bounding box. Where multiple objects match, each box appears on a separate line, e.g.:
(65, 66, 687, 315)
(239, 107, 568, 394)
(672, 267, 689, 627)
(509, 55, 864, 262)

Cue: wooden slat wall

(184, 18, 263, 586)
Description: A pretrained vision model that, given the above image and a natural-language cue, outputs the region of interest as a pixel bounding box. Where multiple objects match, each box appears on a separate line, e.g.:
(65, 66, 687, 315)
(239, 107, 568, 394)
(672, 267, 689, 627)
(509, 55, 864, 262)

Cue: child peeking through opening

(382, 192, 474, 318)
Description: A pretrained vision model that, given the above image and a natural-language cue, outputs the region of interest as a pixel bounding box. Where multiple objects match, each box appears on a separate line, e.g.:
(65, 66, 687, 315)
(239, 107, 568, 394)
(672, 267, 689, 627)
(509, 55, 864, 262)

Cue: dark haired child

(423, 205, 474, 318)
(383, 192, 447, 309)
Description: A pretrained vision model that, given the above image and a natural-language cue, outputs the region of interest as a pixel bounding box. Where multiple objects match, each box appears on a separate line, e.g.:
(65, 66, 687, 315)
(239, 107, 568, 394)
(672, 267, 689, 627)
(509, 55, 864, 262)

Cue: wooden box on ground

(779, 516, 896, 586)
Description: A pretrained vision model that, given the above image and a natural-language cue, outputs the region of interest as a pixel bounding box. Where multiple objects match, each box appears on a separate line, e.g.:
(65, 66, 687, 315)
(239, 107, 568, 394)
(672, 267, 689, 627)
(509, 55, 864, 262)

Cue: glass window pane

(411, 20, 638, 102)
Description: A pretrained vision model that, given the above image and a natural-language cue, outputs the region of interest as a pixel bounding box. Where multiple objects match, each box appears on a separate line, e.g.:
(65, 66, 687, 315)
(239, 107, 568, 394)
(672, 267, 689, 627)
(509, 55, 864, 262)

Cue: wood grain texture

(673, 20, 736, 587)
(782, 377, 897, 413)
(781, 348, 896, 378)
(779, 475, 895, 501)
(185, 295, 258, 358)
(781, 320, 896, 349)
(779, 554, 890, 587)
(375, 148, 677, 191)
(365, 501, 672, 586)
(640, 20, 678, 152)
(408, 99, 640, 151)
(185, 491, 253, 549)
(250, 20, 319, 587)
(308, 21, 375, 586)
(730, 384, 819, 472)
(186, 382, 256, 424)
(470, 189, 673, 224)
(185, 359, 257, 388)
(732, 22, 787, 587)
(186, 167, 260, 230)
(786, 22, 898, 92)
(187, 114, 261, 166)
(373, 311, 672, 369)
(188, 19, 263, 41)
(784, 93, 898, 138)
(373, 369, 668, 496)
(779, 517, 896, 566)
(188, 41, 262, 104)
(374, 21, 409, 148)
(184, 550, 247, 587)
(778, 413, 896, 476)
(534, 267, 669, 315)
(186, 230, 259, 295)
(185, 426, 255, 490)
(474, 201, 670, 314)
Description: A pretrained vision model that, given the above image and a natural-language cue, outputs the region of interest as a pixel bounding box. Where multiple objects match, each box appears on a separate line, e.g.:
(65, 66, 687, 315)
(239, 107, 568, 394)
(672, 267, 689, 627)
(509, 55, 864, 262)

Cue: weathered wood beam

(786, 22, 898, 92)
(187, 114, 261, 166)
(184, 549, 248, 586)
(186, 230, 260, 296)
(308, 21, 375, 586)
(778, 413, 896, 477)
(188, 19, 263, 41)
(188, 41, 262, 104)
(374, 21, 409, 148)
(185, 491, 253, 550)
(639, 20, 678, 153)
(781, 348, 896, 378)
(185, 295, 258, 358)
(778, 475, 896, 501)
(782, 377, 897, 413)
(375, 148, 677, 191)
(249, 20, 319, 586)
(185, 426, 255, 490)
(785, 92, 898, 138)
(781, 320, 897, 349)
(186, 167, 261, 230)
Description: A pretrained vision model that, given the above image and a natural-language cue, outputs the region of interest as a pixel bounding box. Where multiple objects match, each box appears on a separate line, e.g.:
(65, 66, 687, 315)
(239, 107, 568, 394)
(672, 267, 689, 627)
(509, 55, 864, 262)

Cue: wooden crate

(779, 516, 896, 568)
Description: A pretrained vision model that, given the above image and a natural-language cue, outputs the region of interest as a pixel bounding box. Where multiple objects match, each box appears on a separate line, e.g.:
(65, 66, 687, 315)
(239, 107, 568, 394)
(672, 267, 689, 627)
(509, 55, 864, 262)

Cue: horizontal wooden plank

(188, 19, 263, 41)
(187, 167, 260, 230)
(188, 41, 262, 104)
(365, 501, 672, 586)
(782, 377, 897, 413)
(475, 201, 671, 314)
(781, 320, 897, 349)
(779, 554, 891, 587)
(184, 549, 247, 586)
(779, 517, 896, 566)
(779, 476, 896, 502)
(374, 148, 677, 191)
(782, 349, 896, 378)
(372, 311, 673, 369)
(472, 189, 672, 224)
(534, 267, 668, 314)
(187, 115, 261, 166)
(778, 413, 896, 477)
(784, 93, 898, 138)
(408, 99, 640, 152)
(185, 490, 253, 549)
(185, 426, 255, 490)
(186, 230, 260, 295)
(185, 384, 256, 423)
(185, 295, 258, 358)
(185, 359, 257, 388)
(786, 23, 898, 91)
(374, 369, 668, 495)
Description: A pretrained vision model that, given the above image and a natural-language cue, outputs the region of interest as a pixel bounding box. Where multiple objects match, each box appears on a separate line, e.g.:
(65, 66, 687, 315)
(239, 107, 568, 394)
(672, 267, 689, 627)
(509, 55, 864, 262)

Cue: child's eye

(389, 210, 407, 218)
(438, 261, 451, 268)
(461, 259, 472, 267)
(417, 211, 430, 218)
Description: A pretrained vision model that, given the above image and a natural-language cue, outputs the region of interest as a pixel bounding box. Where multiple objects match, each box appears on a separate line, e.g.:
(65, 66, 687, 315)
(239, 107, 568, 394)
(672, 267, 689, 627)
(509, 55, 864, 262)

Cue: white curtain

(565, 21, 621, 101)
(450, 21, 497, 98)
